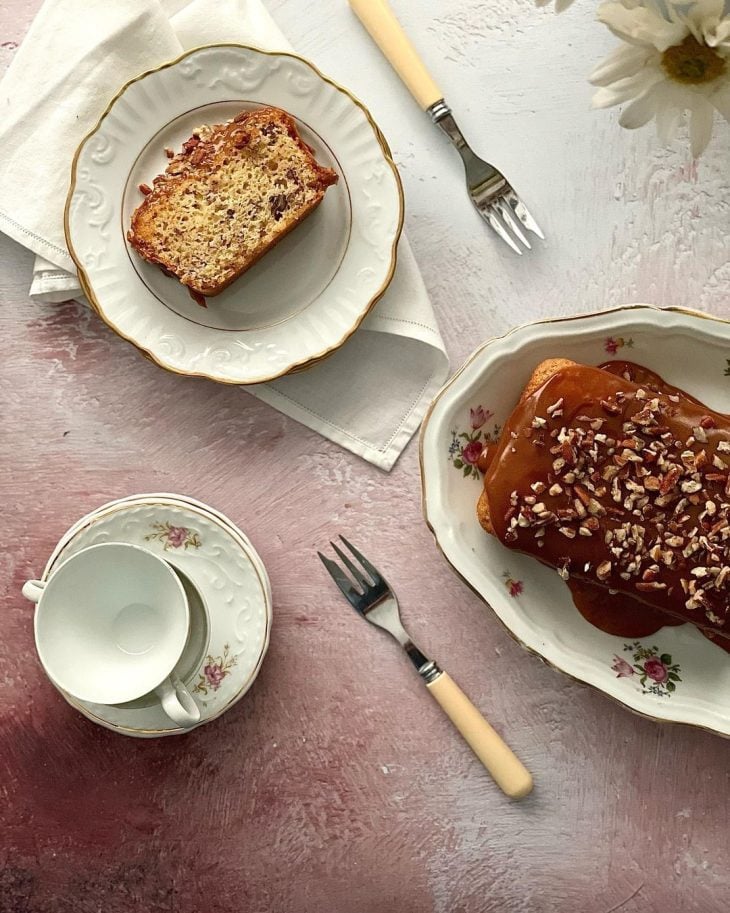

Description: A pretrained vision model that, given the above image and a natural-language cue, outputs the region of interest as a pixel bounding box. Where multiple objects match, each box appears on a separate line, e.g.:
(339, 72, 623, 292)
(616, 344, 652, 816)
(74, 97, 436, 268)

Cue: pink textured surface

(1, 2, 730, 912)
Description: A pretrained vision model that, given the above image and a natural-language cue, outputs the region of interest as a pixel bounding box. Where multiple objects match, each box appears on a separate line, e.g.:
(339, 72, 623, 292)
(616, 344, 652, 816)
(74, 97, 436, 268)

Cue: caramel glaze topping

(483, 363, 730, 641)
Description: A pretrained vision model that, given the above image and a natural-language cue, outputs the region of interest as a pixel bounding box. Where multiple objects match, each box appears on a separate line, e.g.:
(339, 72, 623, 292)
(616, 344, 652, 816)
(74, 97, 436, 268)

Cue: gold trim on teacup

(43, 497, 272, 735)
(64, 43, 405, 385)
(419, 303, 730, 740)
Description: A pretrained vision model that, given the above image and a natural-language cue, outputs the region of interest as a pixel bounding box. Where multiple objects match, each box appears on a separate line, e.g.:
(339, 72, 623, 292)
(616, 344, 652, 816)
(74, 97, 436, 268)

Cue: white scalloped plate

(39, 495, 272, 737)
(65, 44, 403, 384)
(420, 305, 730, 738)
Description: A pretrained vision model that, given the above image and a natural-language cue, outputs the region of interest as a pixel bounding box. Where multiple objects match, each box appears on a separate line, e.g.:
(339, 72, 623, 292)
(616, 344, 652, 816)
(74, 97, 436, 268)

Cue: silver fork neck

(404, 640, 429, 671)
(369, 599, 437, 679)
(427, 99, 468, 152)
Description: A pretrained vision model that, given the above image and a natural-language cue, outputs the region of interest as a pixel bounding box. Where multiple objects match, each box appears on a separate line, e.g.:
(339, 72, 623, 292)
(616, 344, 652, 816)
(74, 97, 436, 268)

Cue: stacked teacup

(23, 494, 272, 736)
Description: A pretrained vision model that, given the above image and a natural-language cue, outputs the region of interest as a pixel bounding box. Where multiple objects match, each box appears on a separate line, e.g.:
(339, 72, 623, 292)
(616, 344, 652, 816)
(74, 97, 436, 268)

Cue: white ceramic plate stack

(421, 305, 730, 738)
(41, 493, 272, 737)
(65, 44, 403, 384)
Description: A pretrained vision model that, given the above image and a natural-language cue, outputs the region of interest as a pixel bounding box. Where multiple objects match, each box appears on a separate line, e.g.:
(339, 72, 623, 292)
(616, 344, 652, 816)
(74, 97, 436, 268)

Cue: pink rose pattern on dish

(461, 440, 483, 466)
(611, 656, 634, 678)
(470, 406, 490, 429)
(193, 643, 237, 696)
(448, 406, 500, 480)
(613, 642, 681, 696)
(604, 336, 634, 355)
(502, 571, 524, 598)
(145, 521, 202, 551)
(203, 663, 225, 690)
(166, 526, 187, 548)
(643, 657, 669, 684)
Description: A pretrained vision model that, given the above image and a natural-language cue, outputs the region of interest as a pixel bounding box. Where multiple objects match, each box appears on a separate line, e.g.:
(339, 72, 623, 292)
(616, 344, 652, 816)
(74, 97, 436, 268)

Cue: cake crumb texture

(127, 107, 338, 297)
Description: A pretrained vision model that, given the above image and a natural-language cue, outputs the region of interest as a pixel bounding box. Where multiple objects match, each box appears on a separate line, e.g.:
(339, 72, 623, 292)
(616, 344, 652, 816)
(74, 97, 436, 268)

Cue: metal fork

(350, 0, 544, 254)
(319, 537, 533, 799)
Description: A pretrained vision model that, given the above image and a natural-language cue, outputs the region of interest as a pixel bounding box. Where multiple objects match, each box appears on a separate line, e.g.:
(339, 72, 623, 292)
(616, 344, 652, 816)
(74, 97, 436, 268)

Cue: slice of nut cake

(128, 107, 338, 299)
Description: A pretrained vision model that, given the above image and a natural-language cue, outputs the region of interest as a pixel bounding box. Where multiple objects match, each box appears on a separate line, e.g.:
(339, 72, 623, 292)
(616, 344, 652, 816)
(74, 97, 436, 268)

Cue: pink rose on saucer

(611, 656, 634, 678)
(204, 663, 225, 691)
(470, 406, 493, 430)
(643, 657, 668, 684)
(461, 440, 483, 465)
(503, 574, 523, 597)
(166, 525, 188, 548)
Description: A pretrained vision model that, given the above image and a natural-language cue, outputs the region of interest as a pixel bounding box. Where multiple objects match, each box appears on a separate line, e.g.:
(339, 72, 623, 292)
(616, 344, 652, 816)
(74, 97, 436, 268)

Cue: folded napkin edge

(251, 336, 450, 471)
(0, 208, 76, 274)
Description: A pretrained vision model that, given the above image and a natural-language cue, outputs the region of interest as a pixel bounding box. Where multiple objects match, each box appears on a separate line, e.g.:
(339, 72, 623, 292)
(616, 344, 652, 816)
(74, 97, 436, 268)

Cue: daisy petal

(686, 0, 724, 40)
(682, 0, 730, 49)
(689, 98, 715, 156)
(656, 106, 683, 144)
(589, 44, 653, 87)
(591, 67, 665, 109)
(619, 84, 663, 129)
(709, 84, 730, 122)
(598, 3, 688, 52)
(688, 0, 725, 21)
(704, 18, 730, 50)
(654, 85, 683, 143)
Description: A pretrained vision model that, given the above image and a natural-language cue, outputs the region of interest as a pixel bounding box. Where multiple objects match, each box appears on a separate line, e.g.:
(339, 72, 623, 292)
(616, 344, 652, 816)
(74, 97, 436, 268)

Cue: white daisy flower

(590, 0, 730, 156)
(536, 0, 578, 12)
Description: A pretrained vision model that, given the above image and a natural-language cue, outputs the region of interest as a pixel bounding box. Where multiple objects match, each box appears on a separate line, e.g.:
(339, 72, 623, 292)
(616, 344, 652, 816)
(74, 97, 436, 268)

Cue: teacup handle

(22, 580, 45, 603)
(155, 677, 201, 729)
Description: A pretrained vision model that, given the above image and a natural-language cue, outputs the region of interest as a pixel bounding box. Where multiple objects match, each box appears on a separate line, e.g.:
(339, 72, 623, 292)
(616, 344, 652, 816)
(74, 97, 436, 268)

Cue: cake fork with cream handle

(349, 0, 544, 254)
(318, 536, 534, 800)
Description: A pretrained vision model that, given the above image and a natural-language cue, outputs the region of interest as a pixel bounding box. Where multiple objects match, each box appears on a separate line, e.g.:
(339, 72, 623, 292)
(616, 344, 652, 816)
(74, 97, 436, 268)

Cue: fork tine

(505, 190, 545, 240)
(338, 536, 384, 585)
(330, 540, 370, 590)
(496, 199, 531, 250)
(317, 551, 362, 607)
(483, 205, 522, 255)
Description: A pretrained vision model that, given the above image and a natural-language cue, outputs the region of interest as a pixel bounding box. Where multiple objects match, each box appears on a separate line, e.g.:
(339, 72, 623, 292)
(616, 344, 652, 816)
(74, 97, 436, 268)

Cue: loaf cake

(127, 107, 338, 298)
(479, 359, 730, 643)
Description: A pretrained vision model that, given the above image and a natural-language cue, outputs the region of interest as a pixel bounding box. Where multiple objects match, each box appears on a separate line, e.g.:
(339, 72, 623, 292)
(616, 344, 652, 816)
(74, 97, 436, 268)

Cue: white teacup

(23, 542, 201, 728)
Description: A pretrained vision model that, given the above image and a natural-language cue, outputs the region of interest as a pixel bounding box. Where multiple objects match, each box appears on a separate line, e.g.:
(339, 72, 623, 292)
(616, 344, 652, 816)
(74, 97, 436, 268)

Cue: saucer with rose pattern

(40, 495, 272, 737)
(45, 493, 271, 602)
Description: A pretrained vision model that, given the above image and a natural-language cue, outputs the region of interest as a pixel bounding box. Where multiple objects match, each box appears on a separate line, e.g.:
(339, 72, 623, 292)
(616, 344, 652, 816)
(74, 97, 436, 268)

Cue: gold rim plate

(65, 44, 404, 385)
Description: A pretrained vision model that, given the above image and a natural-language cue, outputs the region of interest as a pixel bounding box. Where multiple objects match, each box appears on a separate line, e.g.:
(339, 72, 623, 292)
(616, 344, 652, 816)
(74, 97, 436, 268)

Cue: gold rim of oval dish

(419, 303, 730, 740)
(64, 43, 405, 386)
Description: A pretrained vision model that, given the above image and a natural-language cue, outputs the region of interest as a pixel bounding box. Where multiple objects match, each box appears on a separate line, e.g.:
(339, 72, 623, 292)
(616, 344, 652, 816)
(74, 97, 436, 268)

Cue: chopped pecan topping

(495, 373, 729, 630)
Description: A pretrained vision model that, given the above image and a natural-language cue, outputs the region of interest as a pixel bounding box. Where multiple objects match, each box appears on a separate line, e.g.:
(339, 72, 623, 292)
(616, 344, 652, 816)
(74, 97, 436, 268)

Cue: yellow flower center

(661, 35, 727, 85)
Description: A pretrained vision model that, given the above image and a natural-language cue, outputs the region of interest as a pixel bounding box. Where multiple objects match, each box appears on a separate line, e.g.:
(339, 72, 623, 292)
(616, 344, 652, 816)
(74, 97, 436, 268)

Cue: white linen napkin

(0, 0, 448, 470)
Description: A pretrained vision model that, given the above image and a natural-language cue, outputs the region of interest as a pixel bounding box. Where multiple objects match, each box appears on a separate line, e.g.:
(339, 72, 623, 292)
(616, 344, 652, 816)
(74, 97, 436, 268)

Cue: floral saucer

(41, 496, 272, 737)
(45, 493, 272, 603)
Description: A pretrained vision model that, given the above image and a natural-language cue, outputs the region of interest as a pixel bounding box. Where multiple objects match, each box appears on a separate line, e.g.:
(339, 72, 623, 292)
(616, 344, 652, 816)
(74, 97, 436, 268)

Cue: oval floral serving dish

(420, 305, 730, 737)
(65, 44, 403, 384)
